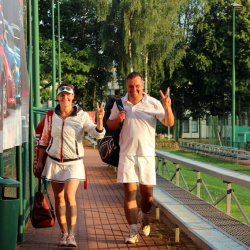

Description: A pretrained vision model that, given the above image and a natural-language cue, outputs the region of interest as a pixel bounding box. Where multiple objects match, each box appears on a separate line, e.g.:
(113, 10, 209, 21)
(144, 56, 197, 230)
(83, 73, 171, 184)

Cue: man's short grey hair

(126, 72, 144, 82)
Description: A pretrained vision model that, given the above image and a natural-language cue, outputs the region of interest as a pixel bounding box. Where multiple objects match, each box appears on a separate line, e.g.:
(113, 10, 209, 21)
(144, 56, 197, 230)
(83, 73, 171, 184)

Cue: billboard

(0, 0, 30, 153)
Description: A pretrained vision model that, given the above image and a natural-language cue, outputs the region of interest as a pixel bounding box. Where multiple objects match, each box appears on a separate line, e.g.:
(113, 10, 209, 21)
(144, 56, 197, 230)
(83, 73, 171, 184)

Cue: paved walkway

(19, 143, 199, 249)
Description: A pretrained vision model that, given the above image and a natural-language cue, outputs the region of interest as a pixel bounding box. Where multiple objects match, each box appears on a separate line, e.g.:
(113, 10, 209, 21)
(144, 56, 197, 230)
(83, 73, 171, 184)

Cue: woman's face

(57, 92, 74, 107)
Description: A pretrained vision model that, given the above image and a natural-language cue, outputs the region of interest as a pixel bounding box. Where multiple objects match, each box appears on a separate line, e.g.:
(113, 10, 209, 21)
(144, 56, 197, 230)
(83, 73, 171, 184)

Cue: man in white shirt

(107, 72, 174, 244)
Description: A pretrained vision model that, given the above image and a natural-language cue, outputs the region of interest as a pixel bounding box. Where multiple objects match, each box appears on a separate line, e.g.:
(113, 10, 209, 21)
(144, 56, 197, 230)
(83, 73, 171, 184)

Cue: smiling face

(57, 92, 74, 107)
(126, 76, 144, 104)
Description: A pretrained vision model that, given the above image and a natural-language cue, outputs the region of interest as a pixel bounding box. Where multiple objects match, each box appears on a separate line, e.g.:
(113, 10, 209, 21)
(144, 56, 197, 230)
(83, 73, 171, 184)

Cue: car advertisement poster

(0, 0, 30, 153)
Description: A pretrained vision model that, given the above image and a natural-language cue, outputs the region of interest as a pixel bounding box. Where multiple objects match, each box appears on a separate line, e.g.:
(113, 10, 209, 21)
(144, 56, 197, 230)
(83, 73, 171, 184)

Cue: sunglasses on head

(57, 86, 74, 95)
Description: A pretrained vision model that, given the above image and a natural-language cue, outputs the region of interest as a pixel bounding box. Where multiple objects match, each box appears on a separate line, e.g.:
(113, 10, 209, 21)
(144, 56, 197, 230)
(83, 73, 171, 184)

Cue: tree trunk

(128, 20, 133, 72)
(144, 53, 148, 94)
(92, 84, 96, 109)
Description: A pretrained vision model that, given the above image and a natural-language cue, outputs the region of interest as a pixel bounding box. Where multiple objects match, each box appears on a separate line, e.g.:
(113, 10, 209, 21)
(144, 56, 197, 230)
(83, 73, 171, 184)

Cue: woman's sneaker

(67, 234, 77, 247)
(138, 211, 150, 236)
(125, 228, 139, 244)
(59, 232, 68, 246)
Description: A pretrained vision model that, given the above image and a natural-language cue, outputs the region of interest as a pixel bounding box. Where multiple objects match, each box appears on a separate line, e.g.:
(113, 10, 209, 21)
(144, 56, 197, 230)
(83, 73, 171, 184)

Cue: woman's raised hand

(96, 102, 105, 120)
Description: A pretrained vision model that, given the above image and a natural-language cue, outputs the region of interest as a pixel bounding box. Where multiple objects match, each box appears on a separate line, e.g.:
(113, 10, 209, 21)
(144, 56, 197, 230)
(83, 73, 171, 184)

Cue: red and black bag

(31, 178, 55, 228)
(33, 110, 54, 178)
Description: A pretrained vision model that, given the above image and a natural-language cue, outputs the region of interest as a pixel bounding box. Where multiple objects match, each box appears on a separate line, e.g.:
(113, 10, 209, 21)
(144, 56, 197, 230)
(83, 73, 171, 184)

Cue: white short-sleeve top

(109, 93, 165, 157)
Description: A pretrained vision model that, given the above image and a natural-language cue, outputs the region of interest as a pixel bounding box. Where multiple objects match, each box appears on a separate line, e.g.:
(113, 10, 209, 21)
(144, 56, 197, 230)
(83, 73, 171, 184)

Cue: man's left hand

(160, 88, 171, 110)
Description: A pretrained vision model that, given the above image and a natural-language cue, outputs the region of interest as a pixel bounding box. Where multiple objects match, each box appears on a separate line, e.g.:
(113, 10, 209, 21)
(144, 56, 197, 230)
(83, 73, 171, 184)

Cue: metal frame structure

(155, 149, 250, 225)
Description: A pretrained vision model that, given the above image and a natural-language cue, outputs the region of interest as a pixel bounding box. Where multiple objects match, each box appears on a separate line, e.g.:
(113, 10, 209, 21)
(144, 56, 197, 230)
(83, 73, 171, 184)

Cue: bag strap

(46, 110, 54, 141)
(116, 98, 123, 111)
(116, 98, 124, 129)
(46, 190, 55, 217)
(38, 178, 55, 216)
(38, 178, 42, 192)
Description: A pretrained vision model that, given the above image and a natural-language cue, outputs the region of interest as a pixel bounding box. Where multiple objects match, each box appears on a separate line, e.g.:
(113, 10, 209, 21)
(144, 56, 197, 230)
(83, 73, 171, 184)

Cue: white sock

(141, 211, 148, 220)
(142, 211, 147, 218)
(129, 224, 138, 232)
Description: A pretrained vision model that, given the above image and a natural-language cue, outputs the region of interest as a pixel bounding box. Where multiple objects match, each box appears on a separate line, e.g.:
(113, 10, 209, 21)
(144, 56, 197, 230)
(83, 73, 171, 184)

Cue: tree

(184, 0, 250, 122)
(165, 0, 250, 132)
(37, 0, 112, 110)
(100, 0, 185, 94)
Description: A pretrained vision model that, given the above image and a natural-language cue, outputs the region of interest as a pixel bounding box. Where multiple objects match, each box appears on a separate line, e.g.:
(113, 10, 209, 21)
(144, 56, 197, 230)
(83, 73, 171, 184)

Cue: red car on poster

(0, 45, 15, 118)
(0, 2, 16, 118)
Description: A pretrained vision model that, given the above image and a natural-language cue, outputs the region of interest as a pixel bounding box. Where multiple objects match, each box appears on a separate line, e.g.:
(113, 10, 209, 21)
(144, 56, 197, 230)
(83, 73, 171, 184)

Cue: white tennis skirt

(41, 156, 86, 183)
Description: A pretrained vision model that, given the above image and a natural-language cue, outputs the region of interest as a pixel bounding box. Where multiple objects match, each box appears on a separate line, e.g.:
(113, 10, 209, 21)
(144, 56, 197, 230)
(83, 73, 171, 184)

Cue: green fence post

(17, 145, 24, 243)
(175, 119, 179, 142)
(28, 0, 35, 206)
(0, 153, 3, 176)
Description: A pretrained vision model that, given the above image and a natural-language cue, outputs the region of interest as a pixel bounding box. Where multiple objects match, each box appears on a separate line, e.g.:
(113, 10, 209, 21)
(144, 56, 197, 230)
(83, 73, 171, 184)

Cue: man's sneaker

(59, 232, 68, 246)
(67, 234, 77, 247)
(125, 229, 139, 244)
(138, 211, 150, 236)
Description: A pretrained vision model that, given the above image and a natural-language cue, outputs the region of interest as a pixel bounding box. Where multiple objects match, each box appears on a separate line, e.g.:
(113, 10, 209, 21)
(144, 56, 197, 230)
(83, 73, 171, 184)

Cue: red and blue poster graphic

(0, 0, 30, 153)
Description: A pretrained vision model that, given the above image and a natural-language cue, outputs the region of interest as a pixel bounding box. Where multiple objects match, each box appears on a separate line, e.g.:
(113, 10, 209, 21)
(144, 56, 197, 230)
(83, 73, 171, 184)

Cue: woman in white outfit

(36, 82, 105, 247)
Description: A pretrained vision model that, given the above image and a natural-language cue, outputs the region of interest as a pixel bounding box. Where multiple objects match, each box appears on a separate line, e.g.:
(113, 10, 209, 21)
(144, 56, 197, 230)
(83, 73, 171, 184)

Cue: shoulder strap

(38, 178, 55, 216)
(46, 110, 54, 116)
(46, 110, 54, 141)
(116, 98, 124, 129)
(116, 98, 123, 111)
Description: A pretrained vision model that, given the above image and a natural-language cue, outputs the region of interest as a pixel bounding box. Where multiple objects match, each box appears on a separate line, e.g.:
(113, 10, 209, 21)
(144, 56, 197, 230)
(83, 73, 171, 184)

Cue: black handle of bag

(38, 178, 55, 216)
(116, 98, 124, 129)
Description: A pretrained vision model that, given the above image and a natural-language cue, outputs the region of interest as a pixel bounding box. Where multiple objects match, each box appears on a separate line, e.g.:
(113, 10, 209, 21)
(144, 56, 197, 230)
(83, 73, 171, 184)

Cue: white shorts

(41, 157, 85, 183)
(117, 155, 156, 185)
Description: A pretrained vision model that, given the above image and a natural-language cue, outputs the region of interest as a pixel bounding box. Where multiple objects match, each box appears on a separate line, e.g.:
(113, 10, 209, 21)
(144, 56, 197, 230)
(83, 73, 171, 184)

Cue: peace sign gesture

(96, 102, 105, 120)
(160, 88, 171, 110)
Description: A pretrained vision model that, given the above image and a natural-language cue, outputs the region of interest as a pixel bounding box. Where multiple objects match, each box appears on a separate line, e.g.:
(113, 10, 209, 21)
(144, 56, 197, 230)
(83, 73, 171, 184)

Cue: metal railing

(179, 141, 250, 164)
(155, 149, 250, 225)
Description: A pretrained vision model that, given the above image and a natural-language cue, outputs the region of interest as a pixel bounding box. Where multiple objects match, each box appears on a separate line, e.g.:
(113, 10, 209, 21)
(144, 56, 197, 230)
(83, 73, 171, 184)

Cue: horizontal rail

(155, 149, 250, 189)
(179, 141, 250, 163)
(85, 136, 97, 149)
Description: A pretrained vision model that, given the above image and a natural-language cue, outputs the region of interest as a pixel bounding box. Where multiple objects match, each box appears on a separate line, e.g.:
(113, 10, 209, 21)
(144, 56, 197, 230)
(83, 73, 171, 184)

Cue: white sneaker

(138, 211, 150, 236)
(67, 234, 77, 247)
(125, 229, 139, 244)
(59, 232, 68, 246)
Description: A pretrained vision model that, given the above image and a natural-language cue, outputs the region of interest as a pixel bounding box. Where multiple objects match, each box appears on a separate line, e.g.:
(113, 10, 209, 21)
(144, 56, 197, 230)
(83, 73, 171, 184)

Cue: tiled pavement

(19, 143, 199, 250)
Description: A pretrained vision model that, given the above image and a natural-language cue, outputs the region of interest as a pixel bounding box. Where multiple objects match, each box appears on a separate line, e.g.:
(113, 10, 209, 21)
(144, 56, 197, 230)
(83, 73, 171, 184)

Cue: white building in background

(107, 68, 121, 96)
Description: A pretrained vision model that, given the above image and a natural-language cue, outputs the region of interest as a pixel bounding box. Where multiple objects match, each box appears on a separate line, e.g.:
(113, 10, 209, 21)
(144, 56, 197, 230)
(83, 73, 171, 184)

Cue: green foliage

(40, 88, 52, 104)
(38, 0, 113, 110)
(99, 0, 186, 92)
(156, 120, 170, 134)
(36, 0, 250, 126)
(165, 0, 250, 127)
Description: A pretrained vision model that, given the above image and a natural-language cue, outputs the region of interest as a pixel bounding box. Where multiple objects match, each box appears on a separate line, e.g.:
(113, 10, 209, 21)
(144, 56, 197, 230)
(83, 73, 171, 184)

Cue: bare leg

(124, 183, 138, 225)
(140, 184, 153, 214)
(64, 180, 80, 235)
(51, 182, 67, 233)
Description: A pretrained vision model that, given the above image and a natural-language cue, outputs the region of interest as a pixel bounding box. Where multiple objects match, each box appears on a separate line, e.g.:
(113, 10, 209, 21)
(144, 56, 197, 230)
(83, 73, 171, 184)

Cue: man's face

(126, 76, 144, 101)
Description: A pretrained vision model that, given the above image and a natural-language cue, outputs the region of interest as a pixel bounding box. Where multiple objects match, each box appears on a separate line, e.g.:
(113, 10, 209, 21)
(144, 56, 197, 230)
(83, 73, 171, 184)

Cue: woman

(36, 83, 105, 247)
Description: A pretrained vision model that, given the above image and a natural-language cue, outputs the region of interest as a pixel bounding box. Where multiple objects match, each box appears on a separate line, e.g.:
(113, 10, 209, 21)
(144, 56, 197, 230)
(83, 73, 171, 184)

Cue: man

(106, 72, 174, 244)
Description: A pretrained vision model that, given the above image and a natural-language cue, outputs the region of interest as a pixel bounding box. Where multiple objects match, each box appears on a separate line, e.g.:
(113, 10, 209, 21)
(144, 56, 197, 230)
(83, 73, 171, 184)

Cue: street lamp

(231, 2, 242, 147)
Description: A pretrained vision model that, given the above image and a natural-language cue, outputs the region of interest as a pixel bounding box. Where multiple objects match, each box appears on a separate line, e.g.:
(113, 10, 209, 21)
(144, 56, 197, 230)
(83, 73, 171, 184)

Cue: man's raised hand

(160, 88, 171, 110)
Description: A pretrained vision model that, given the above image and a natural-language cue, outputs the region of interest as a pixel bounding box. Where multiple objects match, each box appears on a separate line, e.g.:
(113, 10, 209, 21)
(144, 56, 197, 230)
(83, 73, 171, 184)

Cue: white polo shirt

(109, 93, 165, 157)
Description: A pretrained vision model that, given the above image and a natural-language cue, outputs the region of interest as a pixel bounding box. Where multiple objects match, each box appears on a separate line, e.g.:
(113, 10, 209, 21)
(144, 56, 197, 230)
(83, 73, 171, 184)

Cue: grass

(156, 148, 250, 224)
